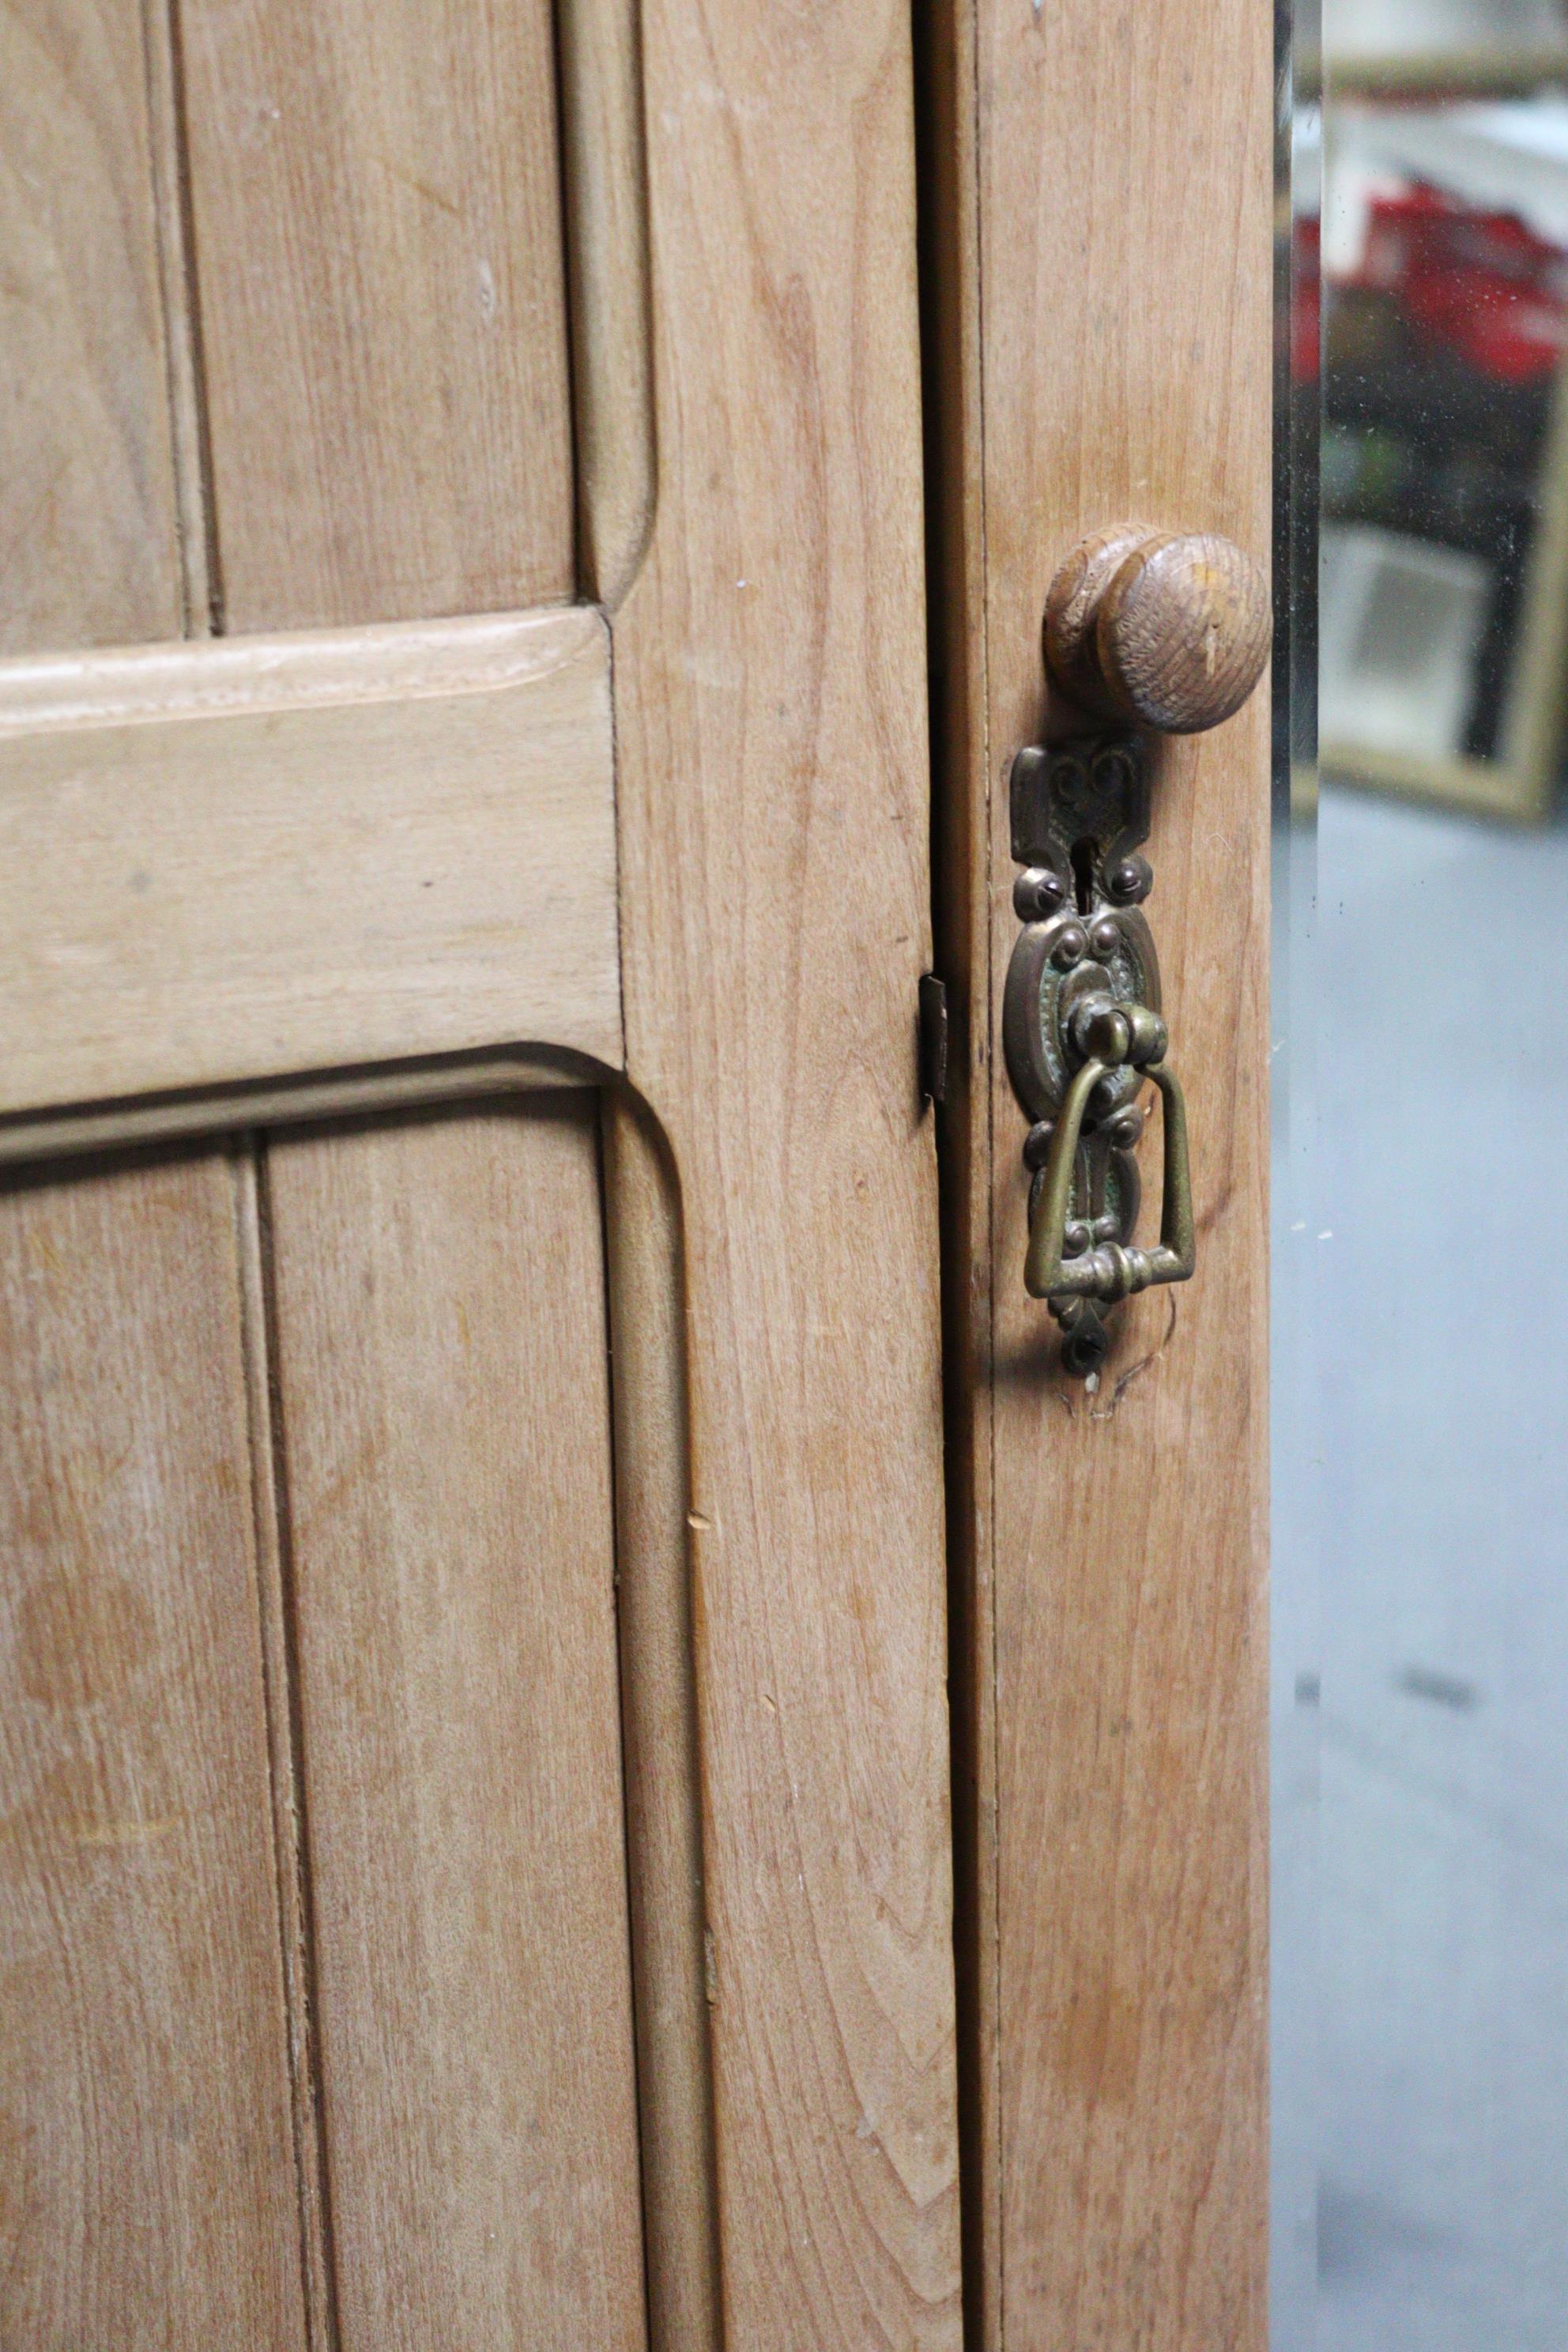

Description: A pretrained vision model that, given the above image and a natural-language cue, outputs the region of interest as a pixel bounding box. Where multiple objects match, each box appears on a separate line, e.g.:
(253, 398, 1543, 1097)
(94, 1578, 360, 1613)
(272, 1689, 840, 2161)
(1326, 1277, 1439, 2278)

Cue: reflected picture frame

(1309, 37, 1568, 822)
(1320, 362, 1568, 822)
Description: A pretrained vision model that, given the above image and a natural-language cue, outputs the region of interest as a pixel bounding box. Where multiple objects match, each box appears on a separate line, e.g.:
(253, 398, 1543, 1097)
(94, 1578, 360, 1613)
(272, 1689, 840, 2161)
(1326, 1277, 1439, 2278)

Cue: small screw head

(1062, 1318, 1110, 1378)
(1105, 1104, 1145, 1151)
(1063, 1219, 1091, 1258)
(1013, 867, 1066, 922)
(1106, 855, 1153, 905)
(1088, 915, 1121, 959)
(1050, 922, 1089, 970)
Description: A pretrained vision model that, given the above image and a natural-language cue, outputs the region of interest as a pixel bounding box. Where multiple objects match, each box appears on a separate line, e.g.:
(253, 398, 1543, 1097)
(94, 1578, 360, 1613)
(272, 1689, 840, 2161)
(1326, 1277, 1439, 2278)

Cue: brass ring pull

(1024, 999, 1194, 1305)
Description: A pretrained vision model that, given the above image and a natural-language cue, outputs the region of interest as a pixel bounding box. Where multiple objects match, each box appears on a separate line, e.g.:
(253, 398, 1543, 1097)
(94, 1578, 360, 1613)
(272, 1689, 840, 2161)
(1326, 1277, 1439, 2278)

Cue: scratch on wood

(1089, 1295, 1179, 1422)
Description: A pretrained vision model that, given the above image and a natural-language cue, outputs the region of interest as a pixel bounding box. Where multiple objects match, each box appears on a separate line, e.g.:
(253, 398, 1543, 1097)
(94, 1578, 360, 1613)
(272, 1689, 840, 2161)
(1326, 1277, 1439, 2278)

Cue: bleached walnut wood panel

(263, 1099, 647, 2352)
(926, 0, 1273, 2343)
(611, 0, 964, 2340)
(0, 606, 619, 1117)
(177, 0, 575, 630)
(0, 0, 181, 651)
(0, 1148, 307, 2347)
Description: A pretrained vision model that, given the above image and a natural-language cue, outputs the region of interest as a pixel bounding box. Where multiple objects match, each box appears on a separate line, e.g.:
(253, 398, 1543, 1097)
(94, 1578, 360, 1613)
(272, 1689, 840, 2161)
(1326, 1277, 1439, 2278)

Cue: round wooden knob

(1043, 525, 1271, 733)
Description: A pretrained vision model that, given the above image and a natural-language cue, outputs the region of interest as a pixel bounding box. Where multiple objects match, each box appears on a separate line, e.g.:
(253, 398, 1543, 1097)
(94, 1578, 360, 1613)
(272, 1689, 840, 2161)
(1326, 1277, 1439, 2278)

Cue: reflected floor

(1300, 784, 1568, 2351)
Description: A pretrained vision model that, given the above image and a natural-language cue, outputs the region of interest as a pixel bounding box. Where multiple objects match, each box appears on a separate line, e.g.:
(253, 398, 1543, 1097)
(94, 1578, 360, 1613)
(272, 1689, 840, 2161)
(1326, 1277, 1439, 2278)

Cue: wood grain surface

(1049, 530, 1273, 735)
(0, 74, 311, 2339)
(0, 1148, 307, 2346)
(0, 0, 181, 651)
(179, 0, 576, 630)
(927, 0, 1275, 2343)
(264, 1099, 648, 2352)
(2, 3, 966, 2343)
(612, 0, 964, 2340)
(0, 607, 620, 1115)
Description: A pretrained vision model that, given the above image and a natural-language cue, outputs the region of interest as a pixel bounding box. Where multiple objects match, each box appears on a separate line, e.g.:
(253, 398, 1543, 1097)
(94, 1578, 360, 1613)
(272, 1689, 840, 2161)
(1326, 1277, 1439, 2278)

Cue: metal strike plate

(1003, 734, 1194, 1377)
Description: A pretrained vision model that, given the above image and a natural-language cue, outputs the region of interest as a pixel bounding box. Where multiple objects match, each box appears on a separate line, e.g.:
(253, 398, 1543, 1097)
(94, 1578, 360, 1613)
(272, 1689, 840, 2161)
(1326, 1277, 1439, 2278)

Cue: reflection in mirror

(1272, 3, 1321, 2343)
(1321, 76, 1568, 814)
(1278, 3, 1568, 2349)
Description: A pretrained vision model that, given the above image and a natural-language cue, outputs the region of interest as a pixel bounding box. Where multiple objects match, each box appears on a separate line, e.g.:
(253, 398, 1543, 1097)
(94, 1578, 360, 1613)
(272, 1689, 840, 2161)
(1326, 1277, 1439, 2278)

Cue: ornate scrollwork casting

(1003, 734, 1194, 1378)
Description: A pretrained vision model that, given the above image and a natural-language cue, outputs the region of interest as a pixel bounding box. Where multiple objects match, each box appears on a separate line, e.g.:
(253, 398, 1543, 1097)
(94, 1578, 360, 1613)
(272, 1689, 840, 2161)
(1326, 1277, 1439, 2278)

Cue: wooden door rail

(0, 604, 620, 1129)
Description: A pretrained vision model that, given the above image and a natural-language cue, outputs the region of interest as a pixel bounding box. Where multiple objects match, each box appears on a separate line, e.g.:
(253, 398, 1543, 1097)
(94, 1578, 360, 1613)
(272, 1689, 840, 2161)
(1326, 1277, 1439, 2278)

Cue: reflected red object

(1293, 214, 1321, 385)
(1353, 183, 1568, 385)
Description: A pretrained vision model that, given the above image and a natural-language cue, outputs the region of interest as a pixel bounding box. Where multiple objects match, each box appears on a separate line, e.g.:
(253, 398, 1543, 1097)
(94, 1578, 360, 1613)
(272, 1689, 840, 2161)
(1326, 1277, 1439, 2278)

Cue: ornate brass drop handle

(1005, 526, 1268, 1377)
(1023, 998, 1193, 1304)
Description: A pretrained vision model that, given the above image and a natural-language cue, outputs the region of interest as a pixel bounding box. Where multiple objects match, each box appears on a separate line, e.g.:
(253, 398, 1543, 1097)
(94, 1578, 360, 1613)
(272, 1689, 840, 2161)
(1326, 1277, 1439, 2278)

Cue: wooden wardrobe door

(0, 2, 963, 2347)
(922, 1, 1274, 2346)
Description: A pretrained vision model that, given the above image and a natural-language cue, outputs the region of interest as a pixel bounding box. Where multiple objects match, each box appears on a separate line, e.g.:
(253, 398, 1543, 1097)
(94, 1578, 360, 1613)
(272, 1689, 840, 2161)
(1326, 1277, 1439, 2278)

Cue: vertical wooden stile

(920, 2, 1274, 2344)
(612, 1, 967, 2341)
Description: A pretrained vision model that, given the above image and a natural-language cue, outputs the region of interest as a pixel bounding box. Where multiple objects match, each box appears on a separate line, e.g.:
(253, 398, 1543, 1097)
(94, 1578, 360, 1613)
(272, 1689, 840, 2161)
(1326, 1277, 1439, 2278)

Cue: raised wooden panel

(0, 607, 620, 1118)
(0, 1148, 307, 2348)
(178, 0, 576, 631)
(264, 1099, 647, 2352)
(612, 0, 965, 2341)
(0, 0, 181, 652)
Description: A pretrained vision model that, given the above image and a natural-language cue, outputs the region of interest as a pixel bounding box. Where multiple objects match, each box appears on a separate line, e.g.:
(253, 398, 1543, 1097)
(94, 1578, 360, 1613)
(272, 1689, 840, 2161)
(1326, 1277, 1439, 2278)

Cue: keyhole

(1070, 838, 1097, 916)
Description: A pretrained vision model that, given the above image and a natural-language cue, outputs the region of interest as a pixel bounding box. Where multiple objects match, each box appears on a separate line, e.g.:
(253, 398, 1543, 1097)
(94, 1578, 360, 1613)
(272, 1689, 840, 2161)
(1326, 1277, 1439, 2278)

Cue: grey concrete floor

(1274, 783, 1568, 2348)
